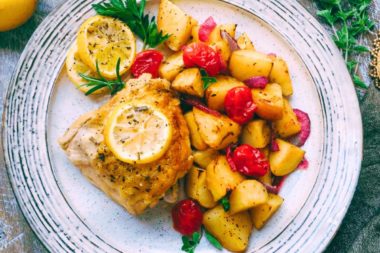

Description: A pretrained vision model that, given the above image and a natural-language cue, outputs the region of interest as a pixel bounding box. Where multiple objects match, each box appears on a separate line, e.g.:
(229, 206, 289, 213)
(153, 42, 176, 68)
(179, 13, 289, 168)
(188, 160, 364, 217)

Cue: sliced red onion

(244, 76, 269, 89)
(181, 96, 221, 117)
(226, 145, 238, 171)
(220, 30, 240, 52)
(263, 184, 280, 194)
(289, 109, 311, 147)
(270, 134, 280, 152)
(297, 157, 309, 170)
(199, 16, 217, 42)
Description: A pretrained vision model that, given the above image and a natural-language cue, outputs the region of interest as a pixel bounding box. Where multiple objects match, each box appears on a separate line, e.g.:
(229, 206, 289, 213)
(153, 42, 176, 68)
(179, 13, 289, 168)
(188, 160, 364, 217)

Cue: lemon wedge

(77, 15, 136, 79)
(104, 103, 173, 164)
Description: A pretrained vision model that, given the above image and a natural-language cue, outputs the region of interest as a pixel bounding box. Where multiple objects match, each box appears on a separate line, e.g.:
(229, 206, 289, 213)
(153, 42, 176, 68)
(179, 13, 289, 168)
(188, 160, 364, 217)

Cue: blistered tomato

(182, 42, 222, 76)
(229, 144, 269, 177)
(131, 49, 164, 78)
(172, 199, 203, 235)
(224, 86, 257, 125)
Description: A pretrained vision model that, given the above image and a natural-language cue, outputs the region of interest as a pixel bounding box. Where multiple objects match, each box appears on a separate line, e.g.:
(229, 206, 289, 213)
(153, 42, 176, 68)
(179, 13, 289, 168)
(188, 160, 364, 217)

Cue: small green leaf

(353, 75, 368, 89)
(352, 45, 370, 53)
(220, 196, 230, 212)
(180, 232, 202, 253)
(200, 69, 217, 89)
(205, 229, 223, 250)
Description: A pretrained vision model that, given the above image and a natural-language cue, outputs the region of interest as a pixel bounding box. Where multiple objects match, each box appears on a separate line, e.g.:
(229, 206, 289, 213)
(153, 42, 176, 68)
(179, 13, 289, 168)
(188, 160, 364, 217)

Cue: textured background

(0, 0, 379, 252)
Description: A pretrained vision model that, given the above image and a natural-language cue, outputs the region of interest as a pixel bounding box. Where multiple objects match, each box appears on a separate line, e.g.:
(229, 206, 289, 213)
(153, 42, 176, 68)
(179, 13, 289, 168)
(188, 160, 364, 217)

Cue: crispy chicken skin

(59, 74, 193, 215)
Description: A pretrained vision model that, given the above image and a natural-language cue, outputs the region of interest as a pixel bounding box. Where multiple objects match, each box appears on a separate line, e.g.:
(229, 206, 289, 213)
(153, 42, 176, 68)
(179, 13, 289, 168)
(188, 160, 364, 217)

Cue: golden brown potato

(252, 83, 284, 120)
(210, 40, 231, 62)
(237, 32, 255, 50)
(191, 25, 200, 42)
(269, 57, 293, 96)
(229, 180, 268, 215)
(229, 50, 274, 81)
(220, 24, 237, 38)
(272, 99, 301, 138)
(203, 205, 253, 252)
(172, 68, 204, 97)
(193, 107, 241, 150)
(159, 51, 185, 81)
(193, 149, 219, 169)
(258, 168, 272, 185)
(241, 119, 271, 148)
(250, 193, 284, 229)
(206, 155, 245, 201)
(184, 111, 208, 150)
(269, 139, 305, 176)
(191, 24, 236, 44)
(157, 0, 197, 51)
(186, 167, 217, 208)
(205, 76, 246, 111)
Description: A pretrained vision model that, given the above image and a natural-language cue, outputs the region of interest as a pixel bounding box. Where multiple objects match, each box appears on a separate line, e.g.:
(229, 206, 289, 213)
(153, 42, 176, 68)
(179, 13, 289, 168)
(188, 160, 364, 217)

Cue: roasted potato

(191, 24, 236, 44)
(159, 51, 185, 81)
(186, 167, 217, 208)
(229, 50, 274, 81)
(237, 32, 255, 50)
(184, 111, 208, 150)
(210, 40, 231, 62)
(272, 98, 301, 138)
(206, 155, 245, 201)
(193, 107, 241, 150)
(241, 119, 271, 148)
(258, 166, 272, 185)
(229, 180, 268, 215)
(203, 205, 253, 252)
(172, 68, 204, 97)
(205, 76, 246, 111)
(269, 57, 293, 96)
(252, 83, 284, 120)
(157, 0, 197, 51)
(250, 193, 284, 229)
(193, 149, 219, 169)
(269, 139, 305, 176)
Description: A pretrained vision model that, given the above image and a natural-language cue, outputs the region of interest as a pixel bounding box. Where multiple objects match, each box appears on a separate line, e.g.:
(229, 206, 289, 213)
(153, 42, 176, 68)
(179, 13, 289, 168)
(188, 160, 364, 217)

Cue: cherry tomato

(224, 86, 257, 124)
(199, 16, 217, 42)
(182, 42, 221, 76)
(230, 144, 269, 177)
(172, 199, 203, 236)
(131, 49, 164, 78)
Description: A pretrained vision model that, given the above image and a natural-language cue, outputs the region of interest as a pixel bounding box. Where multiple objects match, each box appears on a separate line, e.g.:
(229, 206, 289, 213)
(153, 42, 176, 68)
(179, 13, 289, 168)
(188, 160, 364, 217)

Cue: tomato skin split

(230, 144, 270, 177)
(224, 86, 257, 125)
(183, 42, 222, 76)
(131, 50, 164, 78)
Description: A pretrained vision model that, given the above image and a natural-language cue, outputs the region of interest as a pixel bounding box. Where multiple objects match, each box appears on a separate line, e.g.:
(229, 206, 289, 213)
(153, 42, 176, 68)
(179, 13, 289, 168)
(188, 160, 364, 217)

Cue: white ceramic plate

(2, 0, 362, 252)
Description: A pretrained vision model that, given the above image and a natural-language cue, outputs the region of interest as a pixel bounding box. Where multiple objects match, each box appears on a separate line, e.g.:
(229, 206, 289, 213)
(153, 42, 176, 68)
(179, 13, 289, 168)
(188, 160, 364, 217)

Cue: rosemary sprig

(315, 0, 375, 91)
(79, 58, 124, 96)
(93, 0, 170, 49)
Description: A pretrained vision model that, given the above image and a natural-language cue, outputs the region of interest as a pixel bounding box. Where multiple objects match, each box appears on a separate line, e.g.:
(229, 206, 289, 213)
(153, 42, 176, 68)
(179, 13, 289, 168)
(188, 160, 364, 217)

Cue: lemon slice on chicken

(104, 103, 173, 164)
(77, 15, 136, 79)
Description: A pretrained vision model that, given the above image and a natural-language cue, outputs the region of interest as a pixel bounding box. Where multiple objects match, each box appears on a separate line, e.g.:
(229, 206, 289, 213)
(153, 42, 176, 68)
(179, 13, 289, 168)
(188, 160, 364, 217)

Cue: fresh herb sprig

(205, 229, 223, 250)
(315, 0, 375, 90)
(79, 58, 124, 96)
(200, 69, 217, 89)
(181, 232, 202, 253)
(219, 196, 230, 212)
(93, 0, 170, 49)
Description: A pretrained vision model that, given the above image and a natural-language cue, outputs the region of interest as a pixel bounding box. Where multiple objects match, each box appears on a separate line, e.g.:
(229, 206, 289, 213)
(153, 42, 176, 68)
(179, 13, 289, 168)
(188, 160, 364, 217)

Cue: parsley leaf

(181, 232, 202, 253)
(200, 69, 217, 89)
(204, 229, 223, 250)
(220, 196, 230, 212)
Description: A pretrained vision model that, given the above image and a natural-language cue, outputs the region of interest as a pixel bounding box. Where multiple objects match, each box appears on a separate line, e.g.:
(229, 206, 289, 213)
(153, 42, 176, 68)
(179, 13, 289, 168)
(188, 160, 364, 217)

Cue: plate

(2, 0, 363, 252)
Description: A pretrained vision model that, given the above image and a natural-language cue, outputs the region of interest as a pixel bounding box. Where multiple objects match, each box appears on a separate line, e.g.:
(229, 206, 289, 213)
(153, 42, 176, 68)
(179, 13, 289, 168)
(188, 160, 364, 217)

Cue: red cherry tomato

(199, 16, 217, 42)
(131, 49, 164, 78)
(172, 199, 203, 236)
(230, 144, 269, 177)
(224, 86, 257, 124)
(182, 42, 222, 76)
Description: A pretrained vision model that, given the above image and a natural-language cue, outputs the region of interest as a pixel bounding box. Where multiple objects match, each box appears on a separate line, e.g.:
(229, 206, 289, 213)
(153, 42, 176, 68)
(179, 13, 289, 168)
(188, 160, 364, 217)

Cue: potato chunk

(159, 52, 185, 81)
(203, 205, 253, 252)
(186, 167, 217, 208)
(206, 155, 245, 201)
(237, 32, 255, 50)
(269, 57, 293, 96)
(250, 193, 284, 229)
(172, 68, 204, 97)
(241, 119, 271, 148)
(269, 139, 305, 176)
(229, 50, 273, 81)
(205, 76, 246, 112)
(272, 99, 301, 138)
(229, 180, 268, 215)
(193, 149, 219, 169)
(184, 111, 208, 150)
(252, 83, 284, 120)
(193, 107, 241, 150)
(157, 0, 197, 51)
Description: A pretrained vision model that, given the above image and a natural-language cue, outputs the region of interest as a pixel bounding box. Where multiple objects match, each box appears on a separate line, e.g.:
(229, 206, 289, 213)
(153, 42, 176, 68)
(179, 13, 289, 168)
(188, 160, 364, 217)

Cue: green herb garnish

(79, 58, 124, 96)
(205, 229, 223, 250)
(93, 0, 170, 49)
(220, 196, 230, 212)
(181, 232, 202, 253)
(315, 0, 375, 91)
(200, 69, 217, 89)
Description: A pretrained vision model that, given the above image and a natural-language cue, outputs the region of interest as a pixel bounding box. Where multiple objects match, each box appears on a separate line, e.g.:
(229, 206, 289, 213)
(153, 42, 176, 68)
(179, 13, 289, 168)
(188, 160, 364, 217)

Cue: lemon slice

(65, 42, 107, 94)
(77, 15, 136, 79)
(104, 103, 173, 164)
